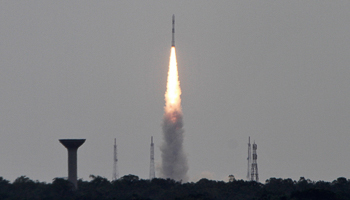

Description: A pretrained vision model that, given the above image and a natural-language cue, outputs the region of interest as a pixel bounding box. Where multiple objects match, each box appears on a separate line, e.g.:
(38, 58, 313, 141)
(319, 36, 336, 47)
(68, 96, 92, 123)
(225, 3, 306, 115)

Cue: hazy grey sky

(0, 1, 349, 183)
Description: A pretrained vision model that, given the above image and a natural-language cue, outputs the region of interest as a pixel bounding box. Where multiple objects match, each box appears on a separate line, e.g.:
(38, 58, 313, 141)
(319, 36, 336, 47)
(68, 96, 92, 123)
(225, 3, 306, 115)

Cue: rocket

(172, 14, 175, 47)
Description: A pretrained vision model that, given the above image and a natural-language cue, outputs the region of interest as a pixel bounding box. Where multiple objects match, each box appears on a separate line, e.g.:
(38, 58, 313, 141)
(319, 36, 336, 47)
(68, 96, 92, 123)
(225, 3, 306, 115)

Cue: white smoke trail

(161, 110, 188, 182)
(160, 47, 189, 182)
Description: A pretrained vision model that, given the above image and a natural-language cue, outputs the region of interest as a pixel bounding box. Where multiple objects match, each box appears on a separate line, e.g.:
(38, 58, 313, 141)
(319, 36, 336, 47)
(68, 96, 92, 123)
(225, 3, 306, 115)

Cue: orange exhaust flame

(161, 46, 189, 182)
(165, 46, 182, 115)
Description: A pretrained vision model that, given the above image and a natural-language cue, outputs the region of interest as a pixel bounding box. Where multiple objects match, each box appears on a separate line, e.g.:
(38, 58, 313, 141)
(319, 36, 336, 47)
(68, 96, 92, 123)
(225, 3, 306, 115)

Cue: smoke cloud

(160, 46, 188, 182)
(160, 109, 189, 182)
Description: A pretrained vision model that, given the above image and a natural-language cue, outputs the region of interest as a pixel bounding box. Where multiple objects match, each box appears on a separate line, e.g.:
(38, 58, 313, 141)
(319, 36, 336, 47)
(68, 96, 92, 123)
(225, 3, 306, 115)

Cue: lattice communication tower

(113, 138, 118, 181)
(250, 142, 259, 182)
(149, 136, 155, 180)
(247, 137, 251, 180)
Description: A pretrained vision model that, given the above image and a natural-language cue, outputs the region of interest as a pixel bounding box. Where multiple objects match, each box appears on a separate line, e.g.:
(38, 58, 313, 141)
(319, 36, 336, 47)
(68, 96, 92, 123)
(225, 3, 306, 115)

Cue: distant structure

(247, 137, 251, 180)
(59, 139, 86, 190)
(149, 136, 155, 179)
(250, 142, 259, 182)
(113, 138, 118, 181)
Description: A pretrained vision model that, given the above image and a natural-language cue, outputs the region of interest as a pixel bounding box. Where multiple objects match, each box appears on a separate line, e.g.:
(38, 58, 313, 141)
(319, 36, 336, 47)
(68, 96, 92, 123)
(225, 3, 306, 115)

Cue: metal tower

(149, 136, 155, 180)
(113, 138, 118, 181)
(247, 137, 251, 180)
(251, 142, 259, 182)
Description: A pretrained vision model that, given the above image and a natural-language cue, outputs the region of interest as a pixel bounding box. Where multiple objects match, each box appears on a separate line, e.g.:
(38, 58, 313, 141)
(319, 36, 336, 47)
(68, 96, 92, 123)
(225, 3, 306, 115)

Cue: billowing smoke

(160, 46, 189, 182)
(160, 109, 189, 182)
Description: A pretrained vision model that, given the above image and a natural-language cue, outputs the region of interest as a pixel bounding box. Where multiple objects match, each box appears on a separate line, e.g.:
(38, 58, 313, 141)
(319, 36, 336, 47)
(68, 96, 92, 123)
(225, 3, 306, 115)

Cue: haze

(0, 1, 349, 183)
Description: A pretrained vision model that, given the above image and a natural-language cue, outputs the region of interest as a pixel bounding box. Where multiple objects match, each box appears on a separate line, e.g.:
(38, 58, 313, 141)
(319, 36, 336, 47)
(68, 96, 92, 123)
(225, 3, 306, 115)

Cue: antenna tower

(251, 142, 259, 182)
(149, 136, 155, 179)
(113, 138, 118, 181)
(247, 137, 251, 180)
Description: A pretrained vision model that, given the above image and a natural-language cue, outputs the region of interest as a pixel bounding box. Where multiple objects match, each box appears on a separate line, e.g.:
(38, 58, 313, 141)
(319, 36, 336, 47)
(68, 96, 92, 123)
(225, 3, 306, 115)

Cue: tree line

(0, 174, 349, 200)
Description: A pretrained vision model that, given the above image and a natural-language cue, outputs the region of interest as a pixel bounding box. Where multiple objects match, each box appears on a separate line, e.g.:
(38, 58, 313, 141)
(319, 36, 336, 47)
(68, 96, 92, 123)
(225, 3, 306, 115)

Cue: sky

(0, 1, 349, 183)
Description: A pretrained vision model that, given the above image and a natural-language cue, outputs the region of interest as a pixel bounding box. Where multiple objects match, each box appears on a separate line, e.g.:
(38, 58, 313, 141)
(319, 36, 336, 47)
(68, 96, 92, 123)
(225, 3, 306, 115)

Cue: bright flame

(165, 46, 182, 114)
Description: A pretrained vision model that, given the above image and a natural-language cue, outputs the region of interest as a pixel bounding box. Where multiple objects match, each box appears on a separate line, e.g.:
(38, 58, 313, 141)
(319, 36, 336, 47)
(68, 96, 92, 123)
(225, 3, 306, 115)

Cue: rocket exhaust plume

(160, 15, 189, 182)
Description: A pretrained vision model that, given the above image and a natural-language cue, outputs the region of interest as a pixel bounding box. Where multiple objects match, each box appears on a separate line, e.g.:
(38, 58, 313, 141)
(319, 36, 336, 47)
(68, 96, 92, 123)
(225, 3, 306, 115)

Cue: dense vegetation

(0, 175, 349, 200)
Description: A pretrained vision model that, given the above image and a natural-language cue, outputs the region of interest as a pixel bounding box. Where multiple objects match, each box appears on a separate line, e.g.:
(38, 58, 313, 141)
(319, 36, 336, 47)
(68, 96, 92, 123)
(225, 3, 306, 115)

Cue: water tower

(59, 139, 85, 189)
